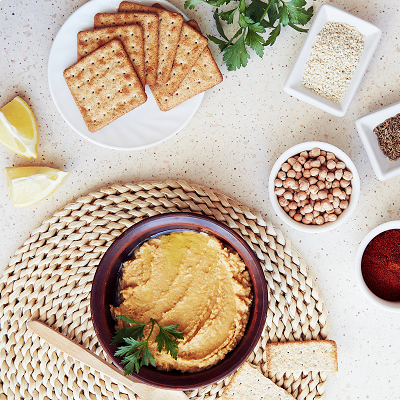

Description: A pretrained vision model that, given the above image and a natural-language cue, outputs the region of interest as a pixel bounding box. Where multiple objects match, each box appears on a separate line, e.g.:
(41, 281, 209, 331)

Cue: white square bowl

(356, 101, 400, 181)
(283, 4, 382, 117)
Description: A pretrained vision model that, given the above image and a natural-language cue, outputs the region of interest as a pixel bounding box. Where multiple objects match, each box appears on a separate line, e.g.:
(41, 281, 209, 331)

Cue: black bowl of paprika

(355, 221, 400, 312)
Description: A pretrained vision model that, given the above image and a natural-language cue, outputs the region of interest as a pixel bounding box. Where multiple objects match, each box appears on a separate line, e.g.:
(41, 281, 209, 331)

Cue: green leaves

(186, 0, 314, 70)
(111, 316, 183, 375)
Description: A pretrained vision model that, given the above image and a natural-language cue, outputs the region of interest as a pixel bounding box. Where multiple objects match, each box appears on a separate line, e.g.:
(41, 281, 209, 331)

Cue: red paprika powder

(361, 229, 400, 302)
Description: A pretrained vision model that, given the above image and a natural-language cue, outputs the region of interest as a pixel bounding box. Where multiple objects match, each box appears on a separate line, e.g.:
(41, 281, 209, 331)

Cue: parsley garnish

(111, 315, 184, 375)
(184, 0, 314, 70)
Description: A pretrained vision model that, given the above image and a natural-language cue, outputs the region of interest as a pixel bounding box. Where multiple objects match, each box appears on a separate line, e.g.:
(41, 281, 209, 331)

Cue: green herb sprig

(184, 0, 314, 71)
(111, 315, 184, 375)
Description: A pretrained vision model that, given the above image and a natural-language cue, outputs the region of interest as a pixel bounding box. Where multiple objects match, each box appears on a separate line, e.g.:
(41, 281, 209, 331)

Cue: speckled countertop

(1, 0, 399, 398)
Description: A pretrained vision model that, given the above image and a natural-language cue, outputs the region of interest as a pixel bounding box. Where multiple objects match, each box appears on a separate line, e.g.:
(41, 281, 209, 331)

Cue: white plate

(48, 0, 203, 150)
(356, 101, 400, 181)
(283, 4, 381, 117)
(268, 141, 360, 233)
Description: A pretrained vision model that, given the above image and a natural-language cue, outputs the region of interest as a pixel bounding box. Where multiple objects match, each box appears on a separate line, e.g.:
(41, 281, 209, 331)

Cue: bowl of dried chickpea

(269, 141, 360, 232)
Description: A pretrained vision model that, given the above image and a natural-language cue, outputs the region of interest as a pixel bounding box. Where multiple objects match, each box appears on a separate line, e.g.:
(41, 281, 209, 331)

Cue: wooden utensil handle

(27, 320, 188, 400)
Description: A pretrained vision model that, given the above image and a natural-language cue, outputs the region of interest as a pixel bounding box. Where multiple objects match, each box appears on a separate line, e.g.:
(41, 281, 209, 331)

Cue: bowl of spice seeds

(283, 4, 381, 117)
(269, 141, 360, 233)
(355, 221, 400, 312)
(356, 101, 400, 180)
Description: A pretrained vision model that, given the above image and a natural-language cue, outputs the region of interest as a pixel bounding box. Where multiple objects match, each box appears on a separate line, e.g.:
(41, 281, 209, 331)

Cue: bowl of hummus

(91, 212, 268, 390)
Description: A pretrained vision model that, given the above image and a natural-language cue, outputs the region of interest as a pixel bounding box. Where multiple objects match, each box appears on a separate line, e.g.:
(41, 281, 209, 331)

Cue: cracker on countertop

(149, 22, 208, 95)
(77, 25, 146, 87)
(94, 12, 159, 85)
(265, 340, 338, 373)
(63, 39, 147, 132)
(118, 1, 183, 84)
(151, 19, 222, 111)
(220, 362, 295, 400)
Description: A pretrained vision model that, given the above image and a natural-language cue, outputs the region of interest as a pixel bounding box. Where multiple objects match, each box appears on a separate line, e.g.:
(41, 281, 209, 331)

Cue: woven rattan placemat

(0, 180, 329, 400)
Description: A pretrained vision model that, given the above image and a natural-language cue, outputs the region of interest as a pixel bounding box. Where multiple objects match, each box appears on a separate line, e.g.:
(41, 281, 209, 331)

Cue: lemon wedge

(0, 96, 38, 158)
(5, 166, 69, 208)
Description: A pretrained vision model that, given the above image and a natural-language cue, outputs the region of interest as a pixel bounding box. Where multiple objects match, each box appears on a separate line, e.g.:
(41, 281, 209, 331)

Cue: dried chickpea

(297, 156, 307, 164)
(335, 169, 343, 181)
(279, 197, 289, 207)
(299, 178, 309, 191)
(326, 152, 335, 160)
(281, 162, 291, 172)
(283, 191, 293, 200)
(318, 190, 328, 200)
(294, 214, 302, 222)
(336, 161, 346, 169)
(274, 147, 353, 227)
(317, 180, 325, 190)
(326, 172, 335, 182)
(340, 179, 350, 188)
(277, 170, 286, 180)
(327, 160, 336, 170)
(293, 162, 302, 172)
(310, 168, 319, 177)
(310, 159, 321, 168)
(287, 157, 297, 166)
(343, 170, 353, 180)
(310, 147, 320, 157)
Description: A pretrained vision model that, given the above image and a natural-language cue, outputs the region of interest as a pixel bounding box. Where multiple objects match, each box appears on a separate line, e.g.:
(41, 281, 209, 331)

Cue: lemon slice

(5, 166, 69, 208)
(0, 96, 38, 158)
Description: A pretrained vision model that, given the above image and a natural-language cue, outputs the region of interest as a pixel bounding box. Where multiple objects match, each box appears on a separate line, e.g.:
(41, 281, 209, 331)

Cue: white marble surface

(1, 0, 399, 398)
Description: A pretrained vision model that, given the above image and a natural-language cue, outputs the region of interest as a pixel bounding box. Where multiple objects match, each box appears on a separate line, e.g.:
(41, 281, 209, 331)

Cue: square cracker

(63, 39, 147, 132)
(220, 362, 295, 400)
(151, 19, 222, 111)
(118, 1, 183, 84)
(94, 12, 159, 85)
(77, 25, 146, 87)
(149, 21, 208, 95)
(265, 340, 338, 373)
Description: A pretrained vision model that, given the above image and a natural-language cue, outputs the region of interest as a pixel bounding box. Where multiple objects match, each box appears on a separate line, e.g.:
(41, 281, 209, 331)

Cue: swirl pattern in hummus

(111, 230, 253, 373)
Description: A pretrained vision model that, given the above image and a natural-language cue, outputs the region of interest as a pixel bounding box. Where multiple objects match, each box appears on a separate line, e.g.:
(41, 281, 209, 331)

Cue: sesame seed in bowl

(283, 4, 381, 117)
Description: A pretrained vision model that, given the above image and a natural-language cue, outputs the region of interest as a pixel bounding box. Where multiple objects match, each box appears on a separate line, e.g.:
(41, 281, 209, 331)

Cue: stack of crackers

(63, 1, 223, 133)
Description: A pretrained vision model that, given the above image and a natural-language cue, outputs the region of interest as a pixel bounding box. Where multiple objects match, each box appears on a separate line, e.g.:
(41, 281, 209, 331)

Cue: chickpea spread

(111, 230, 253, 373)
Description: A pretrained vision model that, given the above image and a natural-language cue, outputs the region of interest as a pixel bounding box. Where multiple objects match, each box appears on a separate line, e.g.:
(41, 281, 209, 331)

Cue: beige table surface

(1, 0, 399, 398)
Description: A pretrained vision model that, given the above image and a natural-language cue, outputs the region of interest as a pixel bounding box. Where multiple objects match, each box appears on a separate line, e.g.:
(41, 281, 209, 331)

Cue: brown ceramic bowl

(91, 212, 268, 390)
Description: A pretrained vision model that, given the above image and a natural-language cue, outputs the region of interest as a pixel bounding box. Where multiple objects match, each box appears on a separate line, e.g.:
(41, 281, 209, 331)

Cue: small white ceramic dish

(48, 0, 203, 151)
(355, 221, 400, 312)
(356, 101, 400, 181)
(268, 141, 360, 233)
(283, 4, 381, 117)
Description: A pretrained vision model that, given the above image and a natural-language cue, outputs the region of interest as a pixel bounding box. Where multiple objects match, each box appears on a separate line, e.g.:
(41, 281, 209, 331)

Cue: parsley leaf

(111, 316, 183, 375)
(223, 34, 250, 71)
(184, 0, 314, 70)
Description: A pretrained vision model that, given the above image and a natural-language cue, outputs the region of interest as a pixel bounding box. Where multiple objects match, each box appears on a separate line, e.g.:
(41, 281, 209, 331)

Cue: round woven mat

(0, 180, 329, 400)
